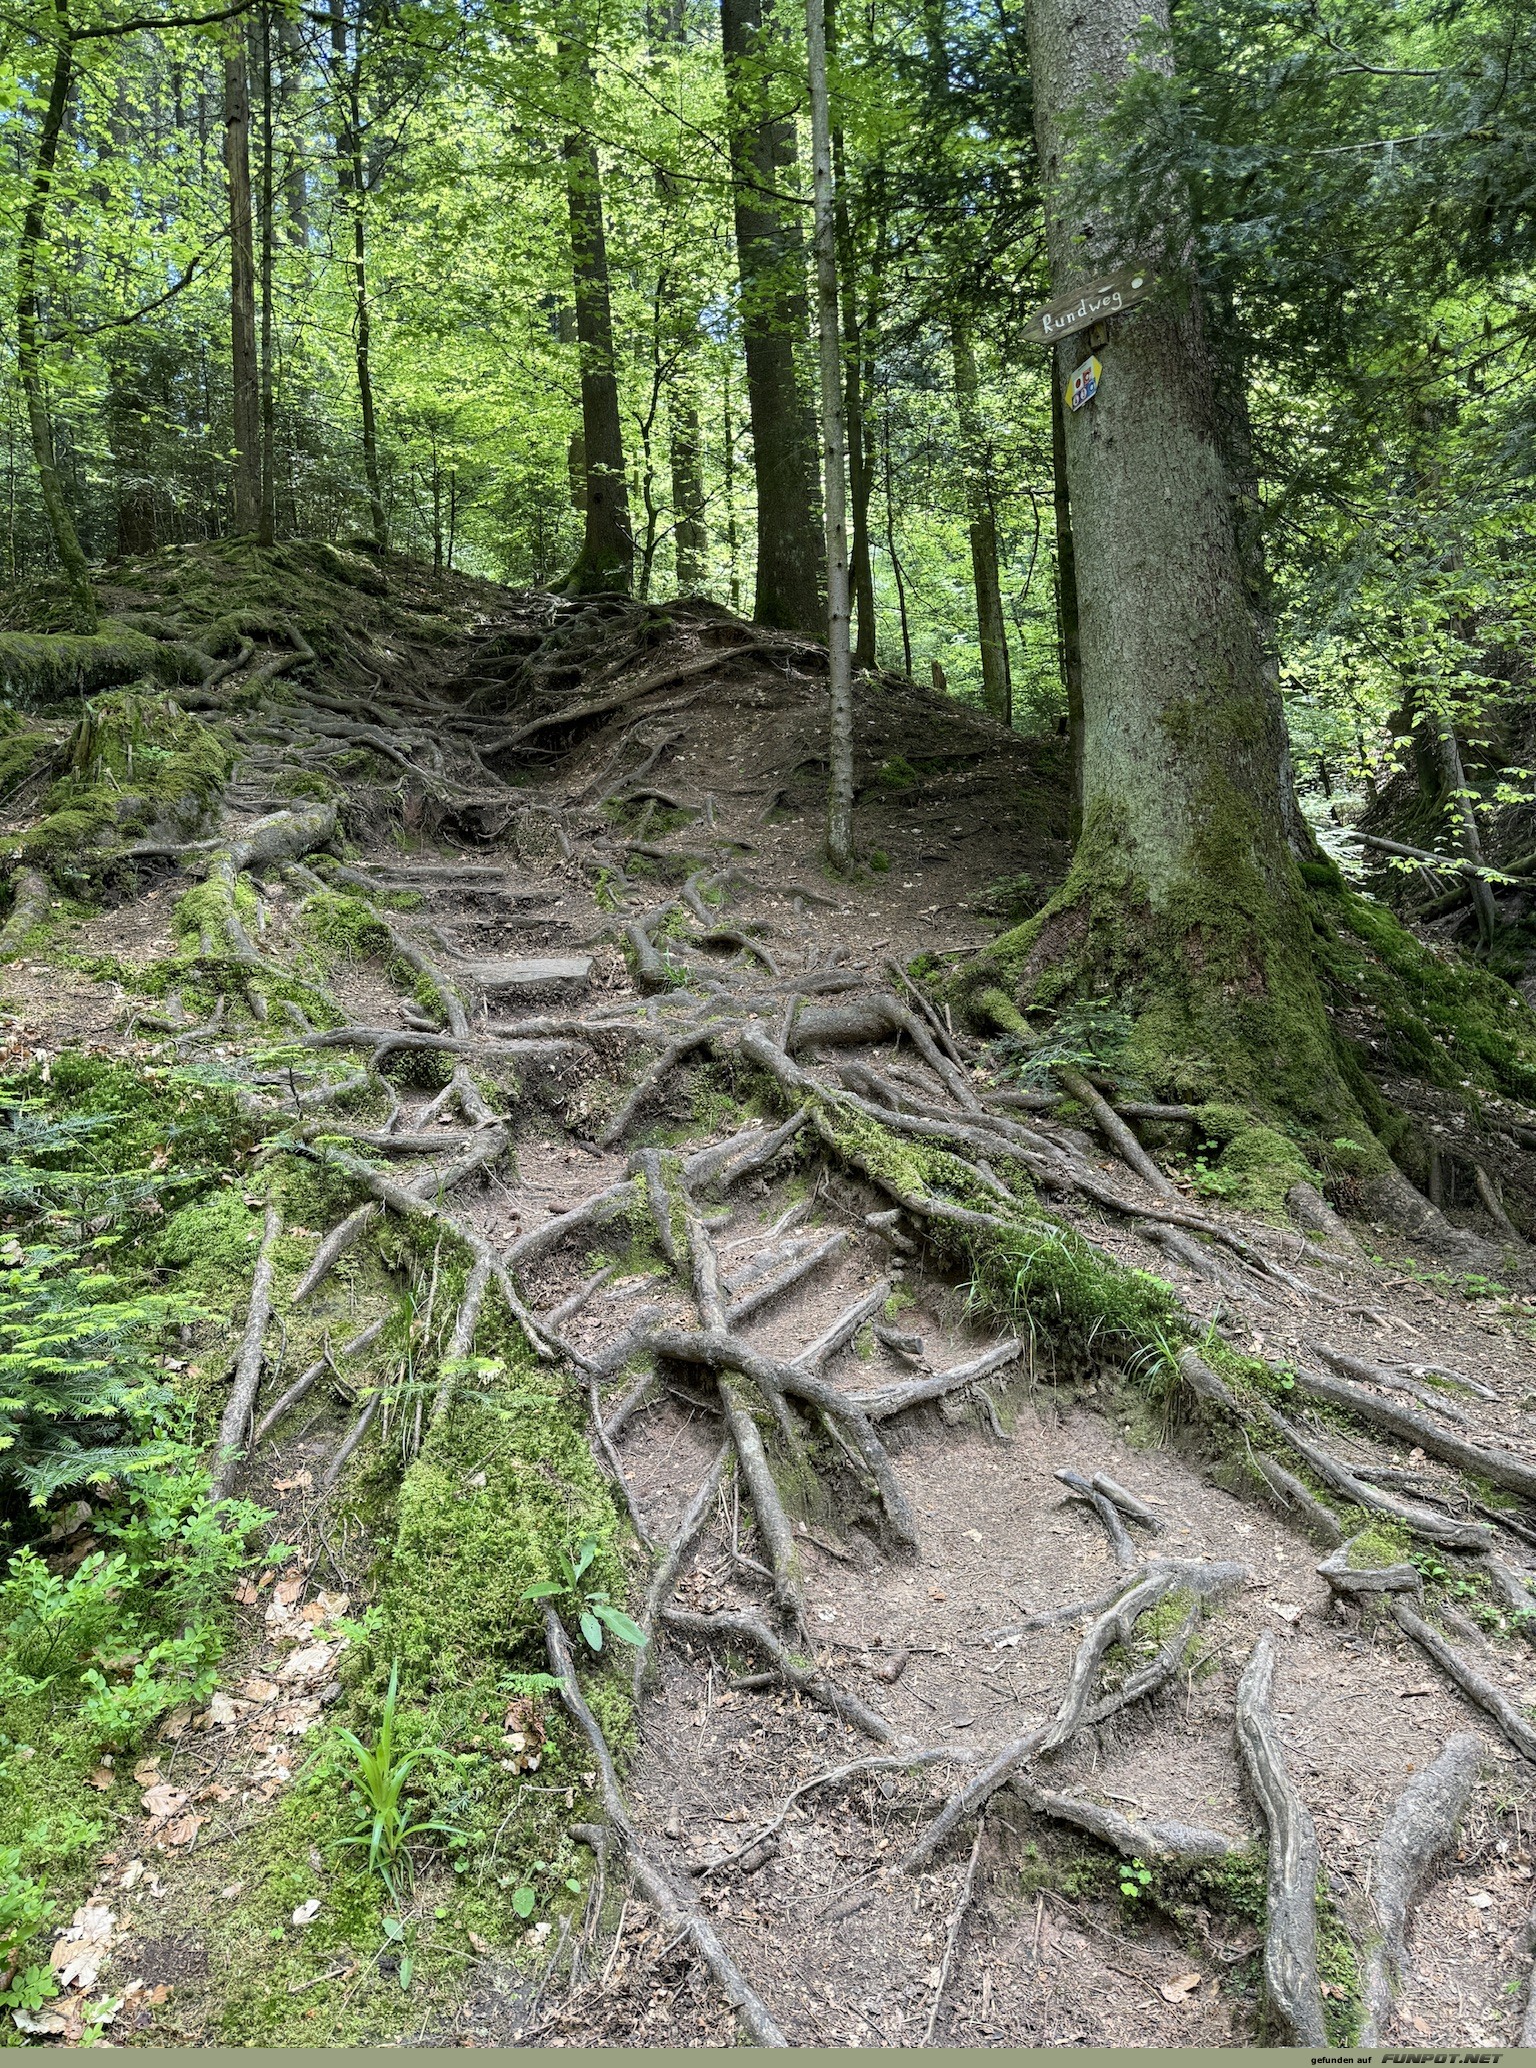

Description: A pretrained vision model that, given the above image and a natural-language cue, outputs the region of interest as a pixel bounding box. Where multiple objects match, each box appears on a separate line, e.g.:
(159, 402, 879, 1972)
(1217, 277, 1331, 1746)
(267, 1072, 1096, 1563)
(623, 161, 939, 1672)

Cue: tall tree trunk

(257, 4, 277, 545)
(834, 137, 876, 667)
(224, 23, 261, 535)
(951, 321, 1010, 725)
(1008, 0, 1356, 1132)
(559, 36, 633, 595)
(723, 359, 743, 613)
(277, 12, 308, 240)
(15, 0, 96, 629)
(669, 390, 707, 590)
(1050, 374, 1083, 835)
(806, 0, 853, 870)
(330, 0, 386, 549)
(721, 0, 823, 636)
(1438, 718, 1500, 948)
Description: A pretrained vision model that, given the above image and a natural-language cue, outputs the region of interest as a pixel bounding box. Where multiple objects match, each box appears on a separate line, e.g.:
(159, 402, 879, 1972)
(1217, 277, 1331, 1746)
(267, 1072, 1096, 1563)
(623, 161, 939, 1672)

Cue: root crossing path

(15, 562, 1536, 2047)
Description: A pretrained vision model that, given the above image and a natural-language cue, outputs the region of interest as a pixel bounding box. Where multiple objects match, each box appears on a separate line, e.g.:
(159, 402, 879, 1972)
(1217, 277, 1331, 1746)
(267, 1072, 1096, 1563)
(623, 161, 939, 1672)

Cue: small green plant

(332, 1660, 461, 1896)
(521, 1537, 646, 1655)
(0, 1850, 56, 2013)
(1118, 1857, 1153, 1902)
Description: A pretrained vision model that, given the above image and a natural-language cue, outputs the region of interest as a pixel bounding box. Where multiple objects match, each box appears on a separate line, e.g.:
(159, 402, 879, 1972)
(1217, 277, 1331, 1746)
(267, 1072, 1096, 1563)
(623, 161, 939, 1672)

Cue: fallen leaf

(220, 1882, 245, 1901)
(141, 1783, 189, 1819)
(468, 1932, 493, 1956)
(1159, 1972, 1202, 2003)
(238, 1676, 280, 1702)
(234, 1580, 260, 1606)
(291, 1899, 321, 1926)
(161, 1814, 203, 1848)
(275, 1576, 304, 1606)
(132, 1758, 161, 1788)
(272, 1470, 312, 1493)
(1267, 1601, 1302, 1625)
(204, 1691, 240, 1728)
(196, 1782, 234, 1804)
(282, 1643, 335, 1682)
(928, 1587, 947, 1603)
(118, 1861, 144, 1891)
(158, 1704, 192, 1741)
(51, 1904, 115, 1989)
(87, 1766, 114, 1791)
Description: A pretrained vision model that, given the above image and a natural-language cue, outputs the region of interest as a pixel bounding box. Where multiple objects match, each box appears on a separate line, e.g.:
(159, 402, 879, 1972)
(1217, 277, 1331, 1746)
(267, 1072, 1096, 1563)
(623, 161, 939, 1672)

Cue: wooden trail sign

(1021, 268, 1154, 346)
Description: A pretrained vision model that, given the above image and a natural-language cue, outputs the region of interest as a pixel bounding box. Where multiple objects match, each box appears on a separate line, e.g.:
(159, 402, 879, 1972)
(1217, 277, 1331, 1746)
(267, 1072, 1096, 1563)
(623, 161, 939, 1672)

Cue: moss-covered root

(1358, 1733, 1482, 2044)
(176, 804, 339, 967)
(0, 627, 207, 704)
(1234, 1634, 1328, 2045)
(0, 866, 52, 958)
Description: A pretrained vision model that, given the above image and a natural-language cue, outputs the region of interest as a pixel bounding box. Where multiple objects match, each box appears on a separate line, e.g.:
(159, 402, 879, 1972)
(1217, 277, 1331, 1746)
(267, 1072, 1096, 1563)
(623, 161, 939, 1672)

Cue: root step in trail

(9, 562, 1536, 2050)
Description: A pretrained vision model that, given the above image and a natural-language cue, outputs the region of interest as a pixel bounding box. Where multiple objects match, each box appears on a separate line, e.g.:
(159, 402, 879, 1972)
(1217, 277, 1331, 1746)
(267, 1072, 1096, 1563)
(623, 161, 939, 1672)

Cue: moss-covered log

(0, 629, 206, 705)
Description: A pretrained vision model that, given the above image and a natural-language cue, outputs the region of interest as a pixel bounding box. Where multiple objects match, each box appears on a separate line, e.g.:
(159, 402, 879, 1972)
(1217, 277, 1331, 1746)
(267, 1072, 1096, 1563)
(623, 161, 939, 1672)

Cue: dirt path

(12, 561, 1536, 2047)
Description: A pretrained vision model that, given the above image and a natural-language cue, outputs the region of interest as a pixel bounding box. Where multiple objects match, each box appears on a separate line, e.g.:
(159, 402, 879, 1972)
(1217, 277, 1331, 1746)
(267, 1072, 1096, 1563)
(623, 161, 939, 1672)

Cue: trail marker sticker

(1022, 268, 1154, 345)
(1066, 355, 1101, 411)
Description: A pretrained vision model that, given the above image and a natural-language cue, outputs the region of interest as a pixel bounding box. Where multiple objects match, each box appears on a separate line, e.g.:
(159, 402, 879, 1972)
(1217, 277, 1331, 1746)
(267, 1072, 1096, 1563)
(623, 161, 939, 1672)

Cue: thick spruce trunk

(560, 38, 634, 595)
(720, 0, 823, 637)
(986, 0, 1355, 1129)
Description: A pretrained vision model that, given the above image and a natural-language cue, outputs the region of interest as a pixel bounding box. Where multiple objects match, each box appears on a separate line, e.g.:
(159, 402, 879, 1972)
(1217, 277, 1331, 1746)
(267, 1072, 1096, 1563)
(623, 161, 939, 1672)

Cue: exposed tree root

(660, 1607, 900, 1746)
(1359, 1732, 1483, 2043)
(542, 1608, 789, 2048)
(1011, 1775, 1237, 1863)
(905, 1560, 1247, 1870)
(252, 1315, 388, 1447)
(923, 1818, 986, 2044)
(1234, 1633, 1327, 2045)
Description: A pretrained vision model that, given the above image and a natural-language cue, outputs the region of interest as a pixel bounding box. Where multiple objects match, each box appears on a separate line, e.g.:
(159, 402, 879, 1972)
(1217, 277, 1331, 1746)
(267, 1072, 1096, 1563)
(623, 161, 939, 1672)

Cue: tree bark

(329, 0, 387, 550)
(805, 0, 853, 871)
(952, 321, 1010, 725)
(1011, 0, 1357, 1129)
(16, 0, 96, 632)
(224, 22, 261, 536)
(257, 5, 277, 546)
(669, 389, 707, 591)
(721, 0, 824, 636)
(560, 36, 634, 595)
(1051, 372, 1083, 835)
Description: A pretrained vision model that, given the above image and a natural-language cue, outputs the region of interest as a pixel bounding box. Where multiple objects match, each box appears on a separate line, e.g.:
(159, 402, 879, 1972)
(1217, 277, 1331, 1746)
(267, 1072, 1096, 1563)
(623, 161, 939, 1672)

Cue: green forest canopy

(0, 0, 1532, 777)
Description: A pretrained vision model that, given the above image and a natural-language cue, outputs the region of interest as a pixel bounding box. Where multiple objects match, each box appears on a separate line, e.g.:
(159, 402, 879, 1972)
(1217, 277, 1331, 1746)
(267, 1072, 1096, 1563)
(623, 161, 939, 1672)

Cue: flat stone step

(452, 956, 592, 992)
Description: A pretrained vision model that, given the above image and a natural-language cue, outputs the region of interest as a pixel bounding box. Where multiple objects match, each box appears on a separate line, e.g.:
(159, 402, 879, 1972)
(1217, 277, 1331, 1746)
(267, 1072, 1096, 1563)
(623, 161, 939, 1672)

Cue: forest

(0, 0, 1535, 2046)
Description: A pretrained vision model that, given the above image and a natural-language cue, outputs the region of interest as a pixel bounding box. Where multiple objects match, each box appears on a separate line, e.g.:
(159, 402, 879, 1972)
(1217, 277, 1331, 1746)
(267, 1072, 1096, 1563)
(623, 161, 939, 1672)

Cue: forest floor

(6, 540, 1536, 2048)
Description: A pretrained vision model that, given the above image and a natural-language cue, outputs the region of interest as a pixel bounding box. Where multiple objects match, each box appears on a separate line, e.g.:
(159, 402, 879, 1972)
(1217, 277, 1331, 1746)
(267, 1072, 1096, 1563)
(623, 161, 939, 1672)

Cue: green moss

(10, 692, 230, 875)
(302, 891, 392, 965)
(1346, 1521, 1410, 1569)
(1317, 885, 1536, 1106)
(1205, 1124, 1319, 1218)
(1317, 1881, 1363, 2044)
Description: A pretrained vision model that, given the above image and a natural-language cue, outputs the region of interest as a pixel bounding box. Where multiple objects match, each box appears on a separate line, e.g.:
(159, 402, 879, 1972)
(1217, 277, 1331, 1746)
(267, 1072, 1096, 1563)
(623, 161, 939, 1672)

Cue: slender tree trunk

(806, 0, 853, 869)
(721, 0, 823, 636)
(835, 147, 876, 667)
(669, 390, 707, 590)
(881, 396, 912, 678)
(16, 0, 96, 629)
(723, 362, 742, 612)
(257, 5, 277, 545)
(224, 23, 261, 535)
(1050, 373, 1083, 835)
(1013, 0, 1355, 1130)
(1438, 718, 1500, 947)
(559, 35, 633, 595)
(951, 321, 1010, 724)
(330, 0, 386, 549)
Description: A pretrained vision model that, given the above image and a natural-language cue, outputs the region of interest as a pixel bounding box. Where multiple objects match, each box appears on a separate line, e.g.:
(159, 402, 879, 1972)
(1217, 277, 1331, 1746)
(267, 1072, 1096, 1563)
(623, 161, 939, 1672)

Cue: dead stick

(210, 1202, 282, 1499)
